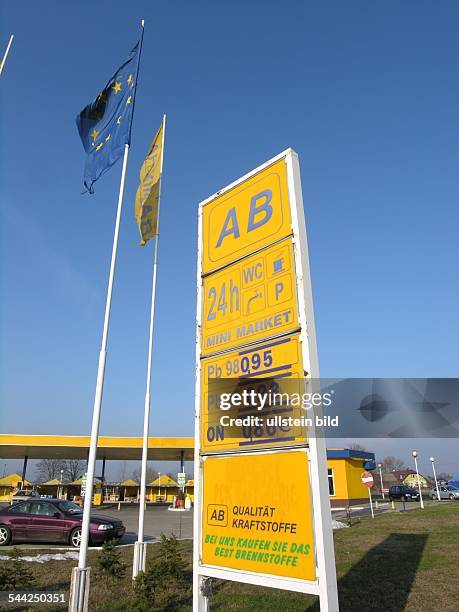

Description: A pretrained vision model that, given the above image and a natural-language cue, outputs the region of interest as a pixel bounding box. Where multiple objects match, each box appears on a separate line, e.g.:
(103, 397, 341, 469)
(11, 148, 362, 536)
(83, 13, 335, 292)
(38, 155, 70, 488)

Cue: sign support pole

(369, 489, 374, 518)
(69, 143, 130, 612)
(288, 152, 339, 611)
(133, 115, 167, 579)
(193, 206, 209, 612)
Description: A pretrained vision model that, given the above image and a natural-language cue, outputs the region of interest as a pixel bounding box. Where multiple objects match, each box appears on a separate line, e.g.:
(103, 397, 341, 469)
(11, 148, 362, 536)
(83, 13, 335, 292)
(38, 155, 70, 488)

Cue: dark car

(388, 485, 420, 501)
(0, 499, 125, 547)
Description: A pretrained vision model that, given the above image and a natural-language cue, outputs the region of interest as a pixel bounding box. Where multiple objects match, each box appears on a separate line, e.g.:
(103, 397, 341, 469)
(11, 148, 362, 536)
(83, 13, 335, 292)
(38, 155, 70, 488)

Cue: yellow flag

(135, 118, 165, 246)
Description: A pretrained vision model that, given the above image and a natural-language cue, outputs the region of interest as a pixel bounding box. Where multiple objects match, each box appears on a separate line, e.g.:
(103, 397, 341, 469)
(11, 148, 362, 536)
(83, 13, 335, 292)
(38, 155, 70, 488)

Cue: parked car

(11, 490, 40, 503)
(430, 485, 459, 500)
(0, 499, 125, 547)
(388, 485, 420, 501)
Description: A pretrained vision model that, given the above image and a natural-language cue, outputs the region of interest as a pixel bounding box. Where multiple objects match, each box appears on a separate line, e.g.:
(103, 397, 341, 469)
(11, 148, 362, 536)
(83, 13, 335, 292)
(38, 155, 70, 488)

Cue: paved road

(1, 499, 455, 551)
(0, 505, 193, 551)
(332, 498, 452, 521)
(97, 504, 193, 543)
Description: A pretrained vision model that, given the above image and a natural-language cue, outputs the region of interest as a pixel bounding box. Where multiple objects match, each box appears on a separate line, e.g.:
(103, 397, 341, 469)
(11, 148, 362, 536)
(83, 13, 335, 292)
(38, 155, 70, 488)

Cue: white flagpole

(133, 114, 167, 578)
(69, 143, 130, 612)
(0, 35, 14, 78)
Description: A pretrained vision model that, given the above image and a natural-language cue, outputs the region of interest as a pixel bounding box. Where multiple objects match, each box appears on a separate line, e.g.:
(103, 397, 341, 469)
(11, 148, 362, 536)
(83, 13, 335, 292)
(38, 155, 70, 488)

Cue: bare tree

(437, 472, 452, 482)
(35, 459, 65, 482)
(62, 459, 85, 482)
(131, 466, 158, 484)
(380, 456, 405, 473)
(118, 461, 128, 482)
(349, 443, 367, 452)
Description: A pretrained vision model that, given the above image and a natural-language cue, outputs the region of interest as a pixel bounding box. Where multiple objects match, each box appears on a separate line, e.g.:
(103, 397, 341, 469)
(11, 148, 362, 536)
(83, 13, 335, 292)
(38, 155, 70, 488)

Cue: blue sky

(1, 1, 458, 479)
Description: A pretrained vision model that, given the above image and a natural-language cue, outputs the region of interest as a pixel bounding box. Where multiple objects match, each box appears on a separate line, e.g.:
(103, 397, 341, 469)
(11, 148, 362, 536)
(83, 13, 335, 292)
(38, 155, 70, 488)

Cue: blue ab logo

(216, 190, 273, 248)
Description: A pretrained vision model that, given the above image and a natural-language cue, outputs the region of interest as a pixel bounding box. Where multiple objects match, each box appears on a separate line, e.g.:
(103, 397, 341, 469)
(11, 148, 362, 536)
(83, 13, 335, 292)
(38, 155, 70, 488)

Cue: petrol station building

(0, 434, 375, 507)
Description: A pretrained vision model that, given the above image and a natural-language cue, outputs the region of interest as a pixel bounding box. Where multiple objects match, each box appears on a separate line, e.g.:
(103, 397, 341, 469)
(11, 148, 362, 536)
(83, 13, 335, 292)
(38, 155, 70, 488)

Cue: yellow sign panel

(201, 451, 316, 581)
(202, 159, 292, 275)
(202, 238, 298, 356)
(200, 334, 307, 452)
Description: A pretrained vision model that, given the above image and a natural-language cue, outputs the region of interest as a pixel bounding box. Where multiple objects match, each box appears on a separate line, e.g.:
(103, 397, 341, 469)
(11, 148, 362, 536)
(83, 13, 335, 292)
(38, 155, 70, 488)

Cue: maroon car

(0, 499, 125, 547)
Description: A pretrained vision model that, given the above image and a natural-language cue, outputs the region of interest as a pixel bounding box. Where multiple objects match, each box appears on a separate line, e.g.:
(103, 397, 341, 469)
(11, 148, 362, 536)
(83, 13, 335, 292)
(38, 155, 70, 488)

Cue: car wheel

(450, 494, 455, 500)
(401, 495, 406, 502)
(432, 494, 437, 500)
(70, 527, 82, 548)
(0, 525, 12, 546)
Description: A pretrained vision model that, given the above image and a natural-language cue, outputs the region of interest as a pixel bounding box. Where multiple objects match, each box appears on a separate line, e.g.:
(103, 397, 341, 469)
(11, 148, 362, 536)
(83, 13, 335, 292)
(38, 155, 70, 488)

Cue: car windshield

(447, 486, 458, 491)
(58, 501, 83, 515)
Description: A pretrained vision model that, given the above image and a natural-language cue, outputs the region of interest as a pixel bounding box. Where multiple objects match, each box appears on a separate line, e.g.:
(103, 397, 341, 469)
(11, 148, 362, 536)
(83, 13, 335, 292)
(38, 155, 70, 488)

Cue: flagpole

(133, 114, 167, 578)
(69, 143, 130, 612)
(0, 35, 14, 78)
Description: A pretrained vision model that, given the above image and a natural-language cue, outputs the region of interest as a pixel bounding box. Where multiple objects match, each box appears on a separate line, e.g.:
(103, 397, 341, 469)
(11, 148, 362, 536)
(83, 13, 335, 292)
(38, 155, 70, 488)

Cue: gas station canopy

(0, 434, 194, 461)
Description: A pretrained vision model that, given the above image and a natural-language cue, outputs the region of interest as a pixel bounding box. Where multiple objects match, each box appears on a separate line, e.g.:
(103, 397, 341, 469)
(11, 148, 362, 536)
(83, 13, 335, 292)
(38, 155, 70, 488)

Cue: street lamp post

(378, 463, 385, 499)
(412, 451, 424, 509)
(60, 469, 63, 500)
(158, 472, 161, 500)
(430, 457, 441, 502)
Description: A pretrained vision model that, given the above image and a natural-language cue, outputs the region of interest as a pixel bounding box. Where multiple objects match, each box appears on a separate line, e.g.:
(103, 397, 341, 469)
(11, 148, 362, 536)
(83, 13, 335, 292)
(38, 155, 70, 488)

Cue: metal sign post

(361, 471, 375, 519)
(368, 489, 374, 518)
(193, 150, 339, 611)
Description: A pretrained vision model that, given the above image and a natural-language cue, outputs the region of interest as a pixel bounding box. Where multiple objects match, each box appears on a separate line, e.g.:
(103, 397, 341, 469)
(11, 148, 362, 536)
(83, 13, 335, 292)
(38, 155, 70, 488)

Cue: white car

(430, 485, 459, 500)
(11, 490, 40, 503)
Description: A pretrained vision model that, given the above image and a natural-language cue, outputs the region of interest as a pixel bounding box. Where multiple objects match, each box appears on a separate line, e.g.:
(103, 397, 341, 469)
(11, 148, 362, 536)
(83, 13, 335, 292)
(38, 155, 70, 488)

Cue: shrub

(0, 548, 35, 591)
(95, 539, 126, 579)
(133, 534, 191, 611)
(155, 534, 187, 580)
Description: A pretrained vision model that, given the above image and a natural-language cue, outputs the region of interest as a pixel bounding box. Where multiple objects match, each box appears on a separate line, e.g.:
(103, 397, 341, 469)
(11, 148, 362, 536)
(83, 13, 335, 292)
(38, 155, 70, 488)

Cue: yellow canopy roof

(120, 479, 139, 487)
(0, 434, 194, 461)
(0, 473, 30, 487)
(70, 478, 101, 485)
(149, 474, 178, 487)
(42, 479, 62, 485)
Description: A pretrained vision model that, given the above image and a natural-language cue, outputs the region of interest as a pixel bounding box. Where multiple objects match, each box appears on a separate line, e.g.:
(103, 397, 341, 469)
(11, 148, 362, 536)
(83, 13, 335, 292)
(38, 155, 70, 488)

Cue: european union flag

(76, 40, 140, 193)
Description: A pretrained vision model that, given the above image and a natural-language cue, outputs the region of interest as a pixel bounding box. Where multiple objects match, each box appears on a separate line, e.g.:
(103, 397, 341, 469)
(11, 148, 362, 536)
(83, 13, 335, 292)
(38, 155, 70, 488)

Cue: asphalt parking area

(1, 499, 454, 551)
(0, 505, 193, 551)
(332, 498, 452, 521)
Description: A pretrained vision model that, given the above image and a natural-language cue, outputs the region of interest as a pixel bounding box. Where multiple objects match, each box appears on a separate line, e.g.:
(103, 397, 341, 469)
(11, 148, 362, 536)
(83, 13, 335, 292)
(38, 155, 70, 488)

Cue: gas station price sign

(194, 150, 338, 607)
(201, 450, 316, 581)
(201, 238, 299, 357)
(200, 334, 308, 452)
